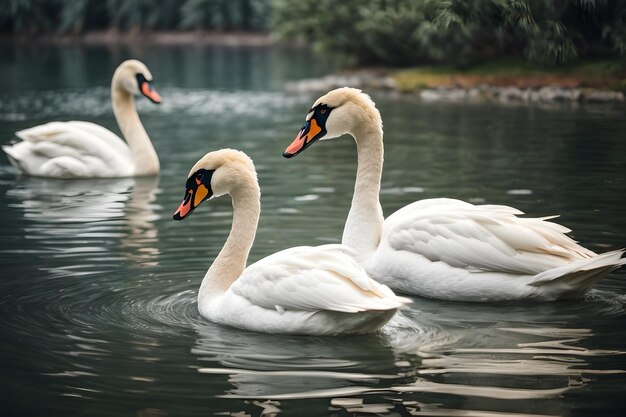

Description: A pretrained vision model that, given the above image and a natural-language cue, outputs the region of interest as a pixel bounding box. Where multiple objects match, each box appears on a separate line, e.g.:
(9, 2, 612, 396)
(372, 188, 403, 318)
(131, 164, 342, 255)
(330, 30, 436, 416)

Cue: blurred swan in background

(283, 87, 625, 302)
(3, 59, 161, 178)
(173, 149, 409, 335)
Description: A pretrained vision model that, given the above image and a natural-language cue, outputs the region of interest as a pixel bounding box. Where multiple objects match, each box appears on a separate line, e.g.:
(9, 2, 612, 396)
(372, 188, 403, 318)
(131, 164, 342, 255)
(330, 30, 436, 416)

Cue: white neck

(341, 124, 384, 261)
(198, 182, 261, 304)
(111, 79, 159, 176)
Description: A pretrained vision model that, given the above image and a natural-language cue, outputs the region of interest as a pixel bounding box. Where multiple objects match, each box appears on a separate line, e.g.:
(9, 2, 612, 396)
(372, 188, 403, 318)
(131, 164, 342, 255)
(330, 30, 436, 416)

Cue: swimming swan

(283, 87, 624, 302)
(3, 59, 161, 178)
(173, 149, 409, 335)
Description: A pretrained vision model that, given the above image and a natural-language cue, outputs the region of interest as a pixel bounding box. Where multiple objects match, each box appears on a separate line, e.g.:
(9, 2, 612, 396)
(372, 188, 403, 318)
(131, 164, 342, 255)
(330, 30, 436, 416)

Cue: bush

(0, 0, 270, 34)
(1, 0, 624, 68)
(272, 0, 626, 66)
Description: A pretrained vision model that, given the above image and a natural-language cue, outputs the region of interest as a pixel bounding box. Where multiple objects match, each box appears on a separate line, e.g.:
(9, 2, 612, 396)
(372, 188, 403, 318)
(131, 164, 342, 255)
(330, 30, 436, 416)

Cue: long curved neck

(111, 81, 159, 176)
(342, 123, 384, 261)
(199, 183, 261, 303)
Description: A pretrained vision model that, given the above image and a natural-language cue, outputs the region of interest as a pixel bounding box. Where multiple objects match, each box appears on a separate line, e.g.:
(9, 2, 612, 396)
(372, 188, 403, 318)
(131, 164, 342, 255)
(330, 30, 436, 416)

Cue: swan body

(173, 149, 408, 335)
(367, 198, 624, 301)
(3, 60, 161, 178)
(283, 87, 625, 302)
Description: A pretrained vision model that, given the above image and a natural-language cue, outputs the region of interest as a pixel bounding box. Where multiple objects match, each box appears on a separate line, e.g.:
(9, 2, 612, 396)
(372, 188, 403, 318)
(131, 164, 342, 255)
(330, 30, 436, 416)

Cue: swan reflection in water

(5, 176, 160, 270)
(192, 300, 625, 417)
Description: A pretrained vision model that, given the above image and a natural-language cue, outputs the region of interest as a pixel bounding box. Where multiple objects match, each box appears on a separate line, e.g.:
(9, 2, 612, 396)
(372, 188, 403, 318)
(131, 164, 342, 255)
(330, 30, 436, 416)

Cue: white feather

(5, 121, 134, 178)
(366, 198, 624, 301)
(234, 244, 407, 313)
(201, 244, 410, 335)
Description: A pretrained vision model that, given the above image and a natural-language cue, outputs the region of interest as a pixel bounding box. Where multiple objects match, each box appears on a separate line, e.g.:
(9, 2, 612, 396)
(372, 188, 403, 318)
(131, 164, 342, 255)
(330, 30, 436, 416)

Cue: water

(1, 44, 625, 417)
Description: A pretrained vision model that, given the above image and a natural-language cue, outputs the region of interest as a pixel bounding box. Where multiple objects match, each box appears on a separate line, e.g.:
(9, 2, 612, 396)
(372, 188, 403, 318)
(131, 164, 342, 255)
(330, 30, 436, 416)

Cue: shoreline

(285, 64, 626, 105)
(0, 30, 275, 46)
(2, 32, 623, 104)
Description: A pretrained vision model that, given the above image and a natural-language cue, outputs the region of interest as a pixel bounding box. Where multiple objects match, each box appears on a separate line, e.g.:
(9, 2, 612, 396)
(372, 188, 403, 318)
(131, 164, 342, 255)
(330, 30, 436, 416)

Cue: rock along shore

(285, 73, 625, 105)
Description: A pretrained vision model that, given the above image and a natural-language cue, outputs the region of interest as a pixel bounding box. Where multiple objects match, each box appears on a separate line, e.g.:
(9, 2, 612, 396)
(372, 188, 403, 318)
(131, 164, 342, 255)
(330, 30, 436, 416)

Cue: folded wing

(383, 198, 596, 276)
(232, 244, 409, 313)
(4, 121, 133, 177)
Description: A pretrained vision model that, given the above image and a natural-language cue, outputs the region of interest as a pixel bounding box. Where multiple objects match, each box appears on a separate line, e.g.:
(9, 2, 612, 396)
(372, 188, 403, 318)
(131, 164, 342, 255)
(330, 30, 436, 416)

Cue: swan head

(173, 149, 258, 220)
(113, 59, 162, 104)
(283, 87, 381, 158)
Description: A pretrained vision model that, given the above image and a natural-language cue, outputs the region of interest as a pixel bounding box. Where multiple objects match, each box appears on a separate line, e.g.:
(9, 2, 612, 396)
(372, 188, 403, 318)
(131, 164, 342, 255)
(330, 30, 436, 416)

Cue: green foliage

(1, 0, 624, 68)
(603, 3, 626, 57)
(272, 0, 626, 67)
(58, 0, 109, 33)
(180, 0, 269, 30)
(104, 0, 184, 30)
(0, 0, 58, 33)
(0, 0, 270, 33)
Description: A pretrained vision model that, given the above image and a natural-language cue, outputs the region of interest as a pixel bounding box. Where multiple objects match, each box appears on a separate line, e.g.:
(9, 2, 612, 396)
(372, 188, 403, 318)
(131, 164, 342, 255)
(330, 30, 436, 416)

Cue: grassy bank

(392, 60, 626, 93)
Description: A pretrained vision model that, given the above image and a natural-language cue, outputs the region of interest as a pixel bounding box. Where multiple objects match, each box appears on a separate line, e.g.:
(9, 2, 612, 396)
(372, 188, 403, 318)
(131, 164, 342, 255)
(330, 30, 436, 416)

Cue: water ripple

(0, 88, 310, 121)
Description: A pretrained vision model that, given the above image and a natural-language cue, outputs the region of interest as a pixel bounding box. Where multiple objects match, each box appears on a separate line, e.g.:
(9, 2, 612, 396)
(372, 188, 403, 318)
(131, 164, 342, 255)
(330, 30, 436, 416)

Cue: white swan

(2, 59, 161, 178)
(283, 87, 625, 302)
(173, 149, 409, 335)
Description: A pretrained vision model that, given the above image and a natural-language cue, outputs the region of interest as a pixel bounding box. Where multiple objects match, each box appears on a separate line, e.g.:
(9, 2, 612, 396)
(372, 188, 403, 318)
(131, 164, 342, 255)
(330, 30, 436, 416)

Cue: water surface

(0, 44, 625, 417)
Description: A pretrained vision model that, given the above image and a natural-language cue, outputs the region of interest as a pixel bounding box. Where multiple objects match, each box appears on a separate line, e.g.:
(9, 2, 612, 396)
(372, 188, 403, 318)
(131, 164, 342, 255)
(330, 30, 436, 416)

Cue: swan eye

(320, 108, 326, 114)
(197, 173, 203, 181)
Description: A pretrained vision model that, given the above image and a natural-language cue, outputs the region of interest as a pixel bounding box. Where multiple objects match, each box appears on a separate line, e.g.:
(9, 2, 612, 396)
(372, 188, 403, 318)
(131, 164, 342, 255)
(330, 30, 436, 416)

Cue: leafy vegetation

(0, 0, 270, 33)
(272, 0, 626, 66)
(1, 0, 625, 68)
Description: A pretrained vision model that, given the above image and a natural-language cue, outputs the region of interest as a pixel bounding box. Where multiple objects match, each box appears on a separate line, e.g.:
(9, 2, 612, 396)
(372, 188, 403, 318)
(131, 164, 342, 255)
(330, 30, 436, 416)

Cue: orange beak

(283, 118, 322, 158)
(141, 82, 162, 104)
(173, 177, 212, 221)
(174, 190, 193, 220)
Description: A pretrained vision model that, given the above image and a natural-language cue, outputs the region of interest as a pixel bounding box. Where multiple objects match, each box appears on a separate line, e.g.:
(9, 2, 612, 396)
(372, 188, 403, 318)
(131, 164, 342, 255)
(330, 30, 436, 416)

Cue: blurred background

(2, 0, 625, 94)
(1, 0, 625, 67)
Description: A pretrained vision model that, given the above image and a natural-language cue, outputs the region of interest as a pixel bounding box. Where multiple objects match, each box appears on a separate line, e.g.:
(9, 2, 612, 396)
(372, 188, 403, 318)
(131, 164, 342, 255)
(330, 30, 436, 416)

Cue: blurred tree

(180, 0, 269, 30)
(0, 0, 269, 34)
(106, 0, 181, 31)
(1, 0, 623, 68)
(272, 0, 626, 66)
(0, 0, 58, 33)
(58, 0, 108, 33)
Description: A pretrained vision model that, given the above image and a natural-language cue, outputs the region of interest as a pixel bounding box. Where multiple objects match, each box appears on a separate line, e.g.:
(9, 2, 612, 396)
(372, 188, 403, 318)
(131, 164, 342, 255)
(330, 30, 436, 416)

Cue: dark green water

(0, 44, 625, 417)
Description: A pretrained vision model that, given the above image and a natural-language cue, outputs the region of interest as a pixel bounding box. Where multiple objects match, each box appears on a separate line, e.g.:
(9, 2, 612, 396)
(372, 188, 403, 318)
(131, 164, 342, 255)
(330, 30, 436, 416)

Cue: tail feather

(555, 268, 618, 300)
(529, 250, 625, 299)
(2, 144, 23, 170)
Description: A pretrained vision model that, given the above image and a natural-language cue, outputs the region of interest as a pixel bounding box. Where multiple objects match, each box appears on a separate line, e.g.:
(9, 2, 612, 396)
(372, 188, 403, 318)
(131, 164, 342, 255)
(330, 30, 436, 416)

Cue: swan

(282, 87, 625, 302)
(2, 59, 161, 178)
(172, 149, 409, 335)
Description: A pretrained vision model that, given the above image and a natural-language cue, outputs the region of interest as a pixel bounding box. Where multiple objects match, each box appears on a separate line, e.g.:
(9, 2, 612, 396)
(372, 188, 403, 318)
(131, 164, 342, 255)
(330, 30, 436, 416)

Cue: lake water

(0, 44, 625, 417)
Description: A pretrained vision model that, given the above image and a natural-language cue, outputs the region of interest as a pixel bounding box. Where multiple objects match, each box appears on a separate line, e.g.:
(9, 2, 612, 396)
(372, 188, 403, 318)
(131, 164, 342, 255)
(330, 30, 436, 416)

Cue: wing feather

(384, 198, 595, 276)
(231, 244, 409, 313)
(7, 121, 133, 177)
